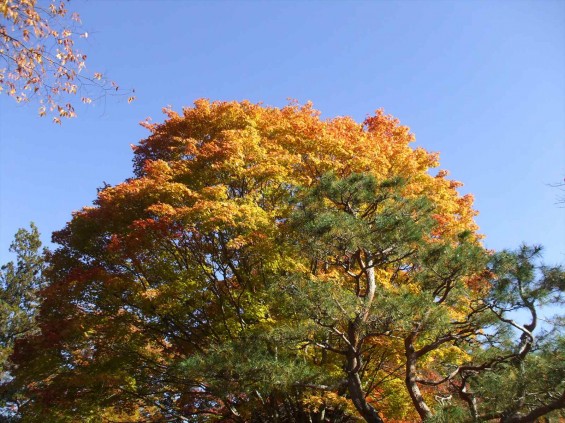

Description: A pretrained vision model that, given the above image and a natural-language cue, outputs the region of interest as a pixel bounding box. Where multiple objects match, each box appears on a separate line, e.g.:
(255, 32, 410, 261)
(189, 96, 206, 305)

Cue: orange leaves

(1, 0, 132, 120)
(464, 268, 494, 293)
(137, 100, 403, 183)
(140, 288, 159, 300)
(127, 98, 482, 256)
(142, 159, 173, 181)
(146, 202, 177, 217)
(14, 100, 490, 421)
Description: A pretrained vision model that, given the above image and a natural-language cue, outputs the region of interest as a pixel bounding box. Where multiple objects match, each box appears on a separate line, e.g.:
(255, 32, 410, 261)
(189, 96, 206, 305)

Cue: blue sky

(1, 0, 564, 265)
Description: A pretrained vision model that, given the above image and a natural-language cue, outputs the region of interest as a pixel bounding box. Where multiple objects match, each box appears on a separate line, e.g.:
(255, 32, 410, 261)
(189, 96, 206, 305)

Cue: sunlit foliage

(0, 0, 133, 121)
(5, 100, 563, 422)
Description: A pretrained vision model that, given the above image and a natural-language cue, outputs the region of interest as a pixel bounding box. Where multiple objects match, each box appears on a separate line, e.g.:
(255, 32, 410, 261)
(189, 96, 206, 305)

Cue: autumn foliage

(0, 0, 133, 121)
(6, 100, 564, 422)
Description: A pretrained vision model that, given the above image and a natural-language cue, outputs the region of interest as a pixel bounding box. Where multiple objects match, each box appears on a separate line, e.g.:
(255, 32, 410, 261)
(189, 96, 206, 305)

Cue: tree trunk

(346, 322, 385, 423)
(347, 365, 384, 423)
(404, 341, 433, 421)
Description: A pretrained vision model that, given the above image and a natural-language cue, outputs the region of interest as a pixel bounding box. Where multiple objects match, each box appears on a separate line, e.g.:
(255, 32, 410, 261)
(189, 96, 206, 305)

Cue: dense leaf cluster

(1, 100, 563, 422)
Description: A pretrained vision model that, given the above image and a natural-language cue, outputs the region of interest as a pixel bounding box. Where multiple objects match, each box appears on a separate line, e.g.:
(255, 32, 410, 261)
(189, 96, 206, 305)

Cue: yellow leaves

(146, 202, 176, 217)
(141, 288, 159, 300)
(446, 302, 469, 322)
(143, 159, 172, 180)
(375, 267, 396, 290)
(301, 390, 358, 416)
(313, 267, 346, 284)
(427, 344, 471, 366)
(37, 100, 490, 421)
(188, 196, 273, 241)
(245, 301, 276, 325)
(226, 235, 248, 250)
(0, 2, 9, 17)
(200, 184, 228, 200)
(375, 377, 418, 421)
(302, 394, 325, 412)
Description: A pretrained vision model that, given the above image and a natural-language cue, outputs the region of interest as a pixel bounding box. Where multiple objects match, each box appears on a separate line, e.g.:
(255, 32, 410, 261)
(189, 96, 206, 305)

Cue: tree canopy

(4, 100, 564, 422)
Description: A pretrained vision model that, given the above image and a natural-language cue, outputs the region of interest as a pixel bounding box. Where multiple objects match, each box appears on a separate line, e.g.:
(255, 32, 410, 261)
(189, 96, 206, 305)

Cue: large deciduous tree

(7, 100, 564, 422)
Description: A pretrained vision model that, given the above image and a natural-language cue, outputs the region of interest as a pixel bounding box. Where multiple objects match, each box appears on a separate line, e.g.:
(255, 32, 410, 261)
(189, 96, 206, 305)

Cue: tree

(458, 245, 565, 423)
(7, 100, 564, 422)
(0, 224, 45, 418)
(0, 0, 133, 122)
(285, 171, 491, 422)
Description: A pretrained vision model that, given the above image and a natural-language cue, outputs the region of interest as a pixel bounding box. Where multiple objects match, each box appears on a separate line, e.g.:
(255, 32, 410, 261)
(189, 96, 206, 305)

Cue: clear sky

(1, 0, 564, 265)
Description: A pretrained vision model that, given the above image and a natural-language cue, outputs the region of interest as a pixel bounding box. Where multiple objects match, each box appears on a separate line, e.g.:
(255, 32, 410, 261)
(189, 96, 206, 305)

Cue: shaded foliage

(0, 224, 45, 419)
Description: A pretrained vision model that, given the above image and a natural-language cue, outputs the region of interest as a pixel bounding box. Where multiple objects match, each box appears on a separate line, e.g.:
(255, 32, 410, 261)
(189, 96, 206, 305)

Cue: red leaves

(9, 100, 490, 421)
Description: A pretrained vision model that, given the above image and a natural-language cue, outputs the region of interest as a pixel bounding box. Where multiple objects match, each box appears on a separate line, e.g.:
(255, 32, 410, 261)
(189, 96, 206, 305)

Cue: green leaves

(291, 172, 437, 271)
(7, 101, 563, 422)
(0, 224, 45, 366)
(0, 224, 46, 419)
(488, 244, 565, 314)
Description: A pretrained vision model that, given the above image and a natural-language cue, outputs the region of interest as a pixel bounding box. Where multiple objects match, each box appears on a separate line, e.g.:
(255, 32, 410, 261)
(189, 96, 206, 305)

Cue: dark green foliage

(0, 224, 46, 419)
(0, 224, 45, 373)
(292, 173, 436, 265)
(458, 246, 565, 422)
